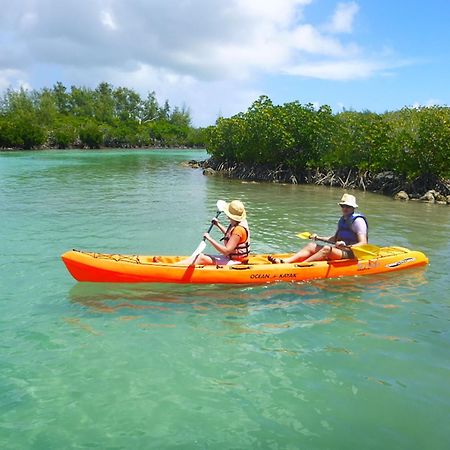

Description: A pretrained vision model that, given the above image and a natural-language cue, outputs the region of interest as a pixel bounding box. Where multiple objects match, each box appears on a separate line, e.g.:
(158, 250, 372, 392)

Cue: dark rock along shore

(192, 158, 450, 205)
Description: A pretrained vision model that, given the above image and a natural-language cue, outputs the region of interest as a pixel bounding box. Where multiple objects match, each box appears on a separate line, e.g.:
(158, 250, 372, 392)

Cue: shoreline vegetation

(1, 85, 448, 203)
(0, 82, 207, 150)
(203, 96, 450, 205)
(197, 158, 450, 205)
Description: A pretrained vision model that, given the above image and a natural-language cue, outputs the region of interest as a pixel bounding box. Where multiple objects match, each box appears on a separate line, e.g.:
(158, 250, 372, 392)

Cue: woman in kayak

(269, 194, 368, 264)
(178, 200, 251, 265)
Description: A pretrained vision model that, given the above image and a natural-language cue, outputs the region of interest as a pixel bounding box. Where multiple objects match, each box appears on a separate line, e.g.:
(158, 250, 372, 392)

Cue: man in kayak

(269, 193, 368, 264)
(178, 200, 251, 265)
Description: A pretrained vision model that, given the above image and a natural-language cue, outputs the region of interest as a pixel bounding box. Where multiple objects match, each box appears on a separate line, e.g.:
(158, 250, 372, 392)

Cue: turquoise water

(1, 149, 449, 449)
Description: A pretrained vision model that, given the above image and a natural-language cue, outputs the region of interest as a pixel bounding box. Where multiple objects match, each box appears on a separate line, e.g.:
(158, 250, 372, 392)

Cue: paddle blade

(190, 240, 206, 259)
(351, 244, 380, 259)
(360, 244, 381, 254)
(297, 232, 313, 240)
(216, 200, 227, 212)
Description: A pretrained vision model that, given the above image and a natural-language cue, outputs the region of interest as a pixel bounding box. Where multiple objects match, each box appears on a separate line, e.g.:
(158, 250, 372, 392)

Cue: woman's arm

(211, 218, 228, 235)
(203, 232, 240, 256)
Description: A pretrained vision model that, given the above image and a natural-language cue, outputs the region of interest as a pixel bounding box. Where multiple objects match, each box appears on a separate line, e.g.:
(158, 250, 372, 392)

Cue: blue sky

(1, 0, 449, 126)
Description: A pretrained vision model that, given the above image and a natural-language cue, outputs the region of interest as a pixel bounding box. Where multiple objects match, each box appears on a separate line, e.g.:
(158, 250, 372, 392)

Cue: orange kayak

(61, 247, 428, 284)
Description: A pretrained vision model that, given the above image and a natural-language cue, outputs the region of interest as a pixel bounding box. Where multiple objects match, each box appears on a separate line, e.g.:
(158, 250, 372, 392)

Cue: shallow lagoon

(1, 149, 449, 449)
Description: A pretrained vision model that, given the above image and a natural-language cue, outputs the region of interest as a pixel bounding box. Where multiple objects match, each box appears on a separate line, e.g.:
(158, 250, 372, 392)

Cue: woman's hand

(335, 240, 346, 248)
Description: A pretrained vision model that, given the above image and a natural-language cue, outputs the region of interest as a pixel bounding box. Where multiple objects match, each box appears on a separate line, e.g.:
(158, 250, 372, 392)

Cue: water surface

(1, 149, 449, 449)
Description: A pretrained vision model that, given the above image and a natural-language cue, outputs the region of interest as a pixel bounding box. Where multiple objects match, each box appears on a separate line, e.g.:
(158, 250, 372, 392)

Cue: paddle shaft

(188, 209, 224, 262)
(314, 236, 347, 247)
(297, 231, 378, 259)
(312, 236, 378, 258)
(314, 235, 362, 251)
(204, 210, 222, 238)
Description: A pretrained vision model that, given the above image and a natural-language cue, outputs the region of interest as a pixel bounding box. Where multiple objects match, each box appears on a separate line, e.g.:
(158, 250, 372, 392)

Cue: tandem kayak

(61, 246, 428, 284)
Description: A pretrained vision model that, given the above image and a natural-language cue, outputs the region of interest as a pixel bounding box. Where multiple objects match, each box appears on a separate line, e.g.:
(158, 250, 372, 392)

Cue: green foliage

(140, 91, 159, 122)
(328, 111, 393, 172)
(0, 102, 46, 149)
(239, 96, 292, 164)
(94, 82, 115, 124)
(279, 102, 335, 169)
(52, 82, 71, 115)
(206, 115, 246, 161)
(79, 122, 103, 149)
(50, 119, 78, 149)
(410, 107, 450, 178)
(69, 86, 96, 118)
(0, 83, 205, 150)
(147, 120, 189, 147)
(170, 105, 191, 128)
(37, 88, 59, 126)
(206, 97, 450, 180)
(186, 127, 208, 148)
(113, 87, 141, 122)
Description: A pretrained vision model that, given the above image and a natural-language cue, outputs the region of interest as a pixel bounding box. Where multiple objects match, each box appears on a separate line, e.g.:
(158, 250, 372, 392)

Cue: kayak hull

(61, 247, 428, 284)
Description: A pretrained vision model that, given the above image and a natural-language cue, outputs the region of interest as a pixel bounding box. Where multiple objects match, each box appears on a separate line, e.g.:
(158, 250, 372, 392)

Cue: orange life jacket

(223, 220, 250, 260)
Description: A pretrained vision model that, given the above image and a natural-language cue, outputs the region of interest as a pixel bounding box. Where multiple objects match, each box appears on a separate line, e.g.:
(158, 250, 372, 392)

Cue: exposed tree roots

(199, 158, 450, 205)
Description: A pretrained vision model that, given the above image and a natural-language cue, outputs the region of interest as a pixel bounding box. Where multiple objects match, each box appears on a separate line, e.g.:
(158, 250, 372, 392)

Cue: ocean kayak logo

(386, 257, 415, 268)
(249, 273, 297, 280)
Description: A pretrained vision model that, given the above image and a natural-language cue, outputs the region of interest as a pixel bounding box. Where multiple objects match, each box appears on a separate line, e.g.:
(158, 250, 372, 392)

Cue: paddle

(297, 232, 380, 259)
(188, 200, 227, 261)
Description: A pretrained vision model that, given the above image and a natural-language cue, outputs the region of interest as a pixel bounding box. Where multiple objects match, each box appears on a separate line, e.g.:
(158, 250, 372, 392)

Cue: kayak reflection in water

(269, 193, 369, 264)
(177, 200, 251, 266)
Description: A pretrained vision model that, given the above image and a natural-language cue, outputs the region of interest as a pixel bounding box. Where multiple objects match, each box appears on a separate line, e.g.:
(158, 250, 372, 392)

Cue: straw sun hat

(338, 193, 358, 208)
(223, 200, 246, 221)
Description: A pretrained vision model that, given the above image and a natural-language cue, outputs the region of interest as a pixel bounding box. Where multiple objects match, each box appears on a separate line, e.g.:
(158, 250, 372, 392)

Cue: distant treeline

(206, 96, 450, 181)
(0, 82, 207, 149)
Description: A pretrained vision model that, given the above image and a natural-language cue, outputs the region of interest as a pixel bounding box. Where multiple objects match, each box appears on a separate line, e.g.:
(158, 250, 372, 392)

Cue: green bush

(0, 83, 202, 150)
(206, 97, 450, 181)
(79, 123, 103, 149)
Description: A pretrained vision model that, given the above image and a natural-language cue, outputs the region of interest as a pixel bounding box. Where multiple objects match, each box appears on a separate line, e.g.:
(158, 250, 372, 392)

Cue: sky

(1, 0, 449, 127)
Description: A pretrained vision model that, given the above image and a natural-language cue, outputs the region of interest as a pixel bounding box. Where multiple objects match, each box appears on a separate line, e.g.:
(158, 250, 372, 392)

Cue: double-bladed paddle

(188, 200, 227, 261)
(297, 231, 380, 259)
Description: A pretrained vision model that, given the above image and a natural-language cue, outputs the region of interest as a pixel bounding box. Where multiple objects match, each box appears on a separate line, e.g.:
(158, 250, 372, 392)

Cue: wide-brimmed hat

(223, 200, 246, 221)
(338, 193, 358, 208)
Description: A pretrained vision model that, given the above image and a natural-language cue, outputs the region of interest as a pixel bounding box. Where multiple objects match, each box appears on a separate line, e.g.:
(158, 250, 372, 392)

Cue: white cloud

(412, 98, 442, 108)
(0, 0, 405, 125)
(236, 0, 312, 23)
(289, 24, 360, 57)
(100, 10, 118, 31)
(63, 62, 261, 125)
(19, 12, 38, 30)
(285, 59, 391, 80)
(0, 69, 27, 91)
(325, 2, 360, 33)
(0, 0, 367, 79)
